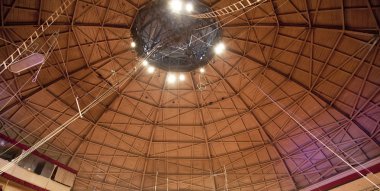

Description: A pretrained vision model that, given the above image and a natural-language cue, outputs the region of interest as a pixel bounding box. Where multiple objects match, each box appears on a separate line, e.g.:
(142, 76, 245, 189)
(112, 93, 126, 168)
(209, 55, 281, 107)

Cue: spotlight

(147, 66, 155, 73)
(179, 74, 185, 81)
(199, 67, 205, 73)
(131, 41, 136, 48)
(185, 3, 193, 12)
(167, 73, 177, 83)
(169, 0, 183, 13)
(142, 60, 148, 66)
(214, 42, 226, 55)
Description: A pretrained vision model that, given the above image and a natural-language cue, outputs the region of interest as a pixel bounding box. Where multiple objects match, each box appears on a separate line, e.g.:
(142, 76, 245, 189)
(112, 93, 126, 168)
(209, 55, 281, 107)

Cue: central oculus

(131, 0, 222, 72)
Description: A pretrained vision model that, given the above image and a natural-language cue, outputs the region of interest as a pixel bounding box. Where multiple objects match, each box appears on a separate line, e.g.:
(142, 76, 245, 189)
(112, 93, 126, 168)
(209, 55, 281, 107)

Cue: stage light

(185, 3, 193, 12)
(167, 73, 177, 83)
(169, 0, 183, 13)
(131, 41, 136, 48)
(147, 66, 155, 73)
(199, 67, 205, 73)
(131, 0, 221, 72)
(142, 60, 148, 66)
(179, 74, 185, 81)
(214, 42, 225, 55)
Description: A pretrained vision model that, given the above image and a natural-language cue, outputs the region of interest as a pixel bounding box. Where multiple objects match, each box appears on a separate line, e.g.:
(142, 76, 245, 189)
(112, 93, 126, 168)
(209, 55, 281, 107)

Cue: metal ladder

(0, 0, 75, 75)
(192, 0, 266, 18)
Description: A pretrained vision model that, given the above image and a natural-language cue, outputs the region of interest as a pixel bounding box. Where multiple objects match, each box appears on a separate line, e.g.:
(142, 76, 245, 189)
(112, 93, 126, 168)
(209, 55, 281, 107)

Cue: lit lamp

(185, 3, 193, 12)
(147, 66, 155, 73)
(167, 73, 177, 83)
(169, 0, 183, 13)
(214, 42, 225, 55)
(131, 41, 136, 48)
(179, 74, 185, 81)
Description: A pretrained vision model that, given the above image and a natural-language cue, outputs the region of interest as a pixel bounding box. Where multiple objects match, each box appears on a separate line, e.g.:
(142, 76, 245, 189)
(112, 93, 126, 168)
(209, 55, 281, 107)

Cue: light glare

(185, 3, 193, 12)
(214, 42, 226, 55)
(169, 0, 183, 13)
(142, 60, 148, 66)
(147, 66, 155, 73)
(199, 68, 205, 73)
(167, 73, 177, 83)
(179, 74, 185, 81)
(131, 41, 136, 48)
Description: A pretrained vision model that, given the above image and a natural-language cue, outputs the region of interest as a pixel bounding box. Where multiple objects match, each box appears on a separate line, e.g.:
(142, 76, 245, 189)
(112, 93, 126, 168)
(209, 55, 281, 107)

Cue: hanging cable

(151, 0, 290, 66)
(0, 65, 136, 174)
(247, 73, 380, 189)
(0, 45, 161, 175)
(224, 166, 229, 191)
(54, 32, 83, 118)
(155, 171, 158, 191)
(56, 33, 78, 98)
(173, 0, 380, 185)
(0, 66, 113, 159)
(0, 0, 75, 75)
(32, 32, 59, 82)
(0, 76, 34, 112)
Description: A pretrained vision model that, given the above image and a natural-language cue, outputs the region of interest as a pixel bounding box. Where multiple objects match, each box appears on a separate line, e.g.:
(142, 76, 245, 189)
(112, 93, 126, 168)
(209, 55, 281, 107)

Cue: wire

(0, 32, 59, 107)
(0, 75, 114, 159)
(244, 73, 380, 189)
(54, 32, 78, 98)
(0, 75, 34, 112)
(0, 0, 75, 75)
(186, 0, 380, 186)
(0, 44, 161, 175)
(194, 0, 267, 31)
(150, 0, 289, 65)
(1, 0, 378, 188)
(189, 0, 267, 19)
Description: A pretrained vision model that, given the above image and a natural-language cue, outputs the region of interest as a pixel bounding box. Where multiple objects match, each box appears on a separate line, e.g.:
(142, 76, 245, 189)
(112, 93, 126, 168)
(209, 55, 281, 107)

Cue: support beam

(223, 23, 379, 36)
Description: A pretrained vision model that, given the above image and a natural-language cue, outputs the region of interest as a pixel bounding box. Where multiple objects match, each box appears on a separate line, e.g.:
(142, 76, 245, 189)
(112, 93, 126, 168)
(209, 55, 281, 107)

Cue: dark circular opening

(131, 0, 222, 72)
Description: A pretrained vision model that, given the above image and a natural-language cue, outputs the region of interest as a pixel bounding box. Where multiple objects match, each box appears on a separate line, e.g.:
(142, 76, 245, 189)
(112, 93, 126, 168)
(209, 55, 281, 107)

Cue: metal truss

(0, 0, 379, 190)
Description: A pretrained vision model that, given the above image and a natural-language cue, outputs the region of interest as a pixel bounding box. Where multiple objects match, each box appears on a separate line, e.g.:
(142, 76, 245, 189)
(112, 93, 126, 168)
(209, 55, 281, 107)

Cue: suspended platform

(8, 53, 45, 74)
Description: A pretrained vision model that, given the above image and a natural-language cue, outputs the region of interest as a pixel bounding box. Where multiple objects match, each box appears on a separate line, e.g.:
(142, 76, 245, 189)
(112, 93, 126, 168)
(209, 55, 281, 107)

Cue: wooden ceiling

(0, 0, 379, 190)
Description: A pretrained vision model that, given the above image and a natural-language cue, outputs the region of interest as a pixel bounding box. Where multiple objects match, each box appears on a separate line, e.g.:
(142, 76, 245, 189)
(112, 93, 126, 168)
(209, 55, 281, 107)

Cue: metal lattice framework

(131, 0, 221, 72)
(0, 0, 379, 190)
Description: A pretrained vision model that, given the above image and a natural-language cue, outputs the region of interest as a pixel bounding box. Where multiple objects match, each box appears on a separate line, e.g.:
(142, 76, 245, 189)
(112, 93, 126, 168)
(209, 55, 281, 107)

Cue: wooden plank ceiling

(0, 0, 379, 190)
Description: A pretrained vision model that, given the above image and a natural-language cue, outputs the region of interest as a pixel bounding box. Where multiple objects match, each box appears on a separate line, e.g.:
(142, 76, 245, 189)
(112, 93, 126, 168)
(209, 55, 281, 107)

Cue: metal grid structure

(131, 0, 221, 72)
(0, 0, 379, 190)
